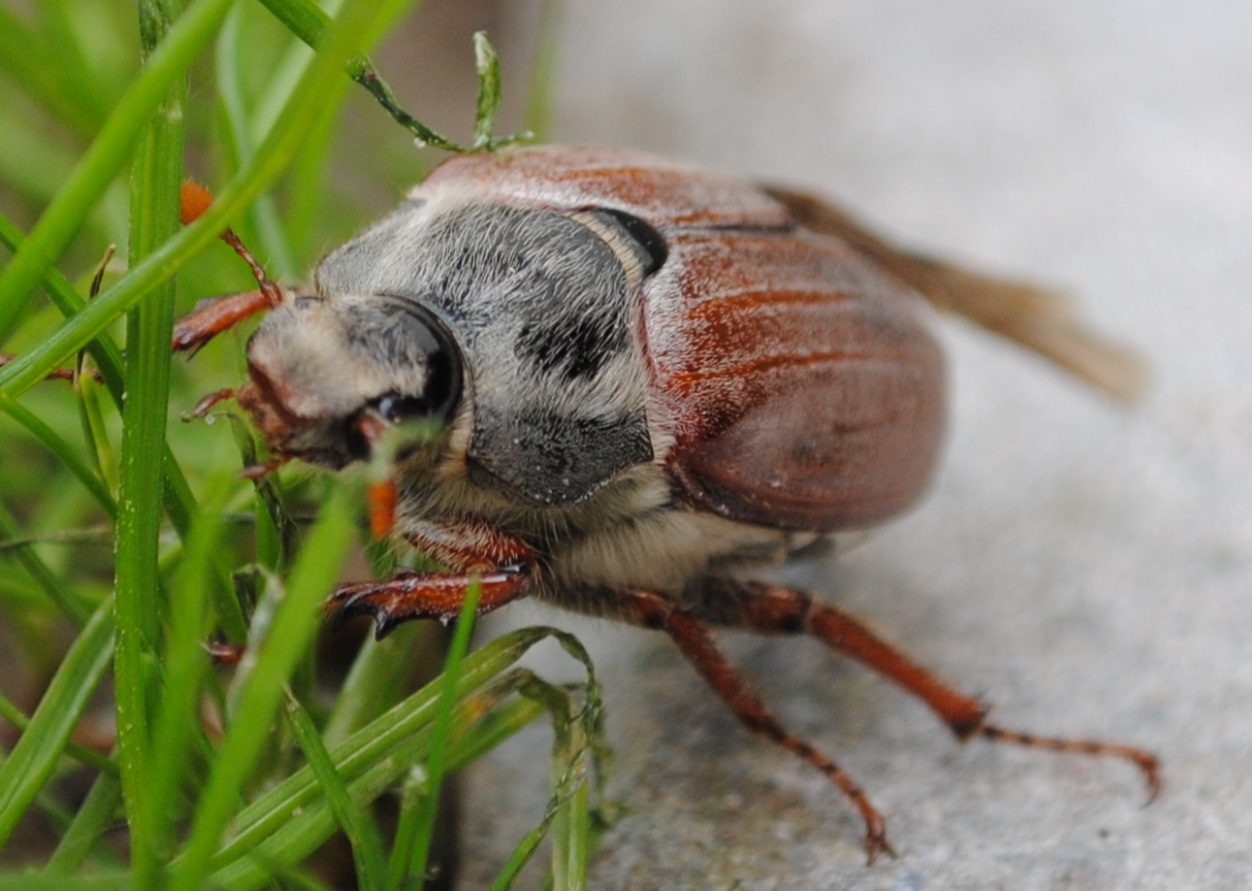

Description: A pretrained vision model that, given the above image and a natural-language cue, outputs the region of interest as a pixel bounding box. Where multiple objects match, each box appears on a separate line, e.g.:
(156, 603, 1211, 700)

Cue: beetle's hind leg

(610, 588, 895, 864)
(694, 578, 1161, 800)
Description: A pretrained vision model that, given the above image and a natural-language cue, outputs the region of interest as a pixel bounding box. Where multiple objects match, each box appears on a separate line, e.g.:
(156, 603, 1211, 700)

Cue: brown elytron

(174, 147, 1159, 862)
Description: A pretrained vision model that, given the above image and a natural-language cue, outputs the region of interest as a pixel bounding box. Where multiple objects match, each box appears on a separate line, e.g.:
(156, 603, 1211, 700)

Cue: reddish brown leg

(615, 588, 895, 864)
(171, 289, 279, 354)
(187, 387, 237, 419)
(697, 578, 1161, 800)
(205, 641, 246, 665)
(327, 516, 536, 638)
(0, 354, 102, 383)
(172, 182, 286, 355)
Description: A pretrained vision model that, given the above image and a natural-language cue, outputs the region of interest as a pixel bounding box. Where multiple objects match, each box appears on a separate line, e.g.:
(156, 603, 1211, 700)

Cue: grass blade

(0, 0, 236, 342)
(0, 0, 384, 399)
(386, 584, 479, 891)
(114, 2, 190, 878)
(285, 689, 388, 891)
(203, 628, 573, 873)
(169, 485, 356, 891)
(472, 31, 503, 148)
(0, 392, 116, 519)
(43, 773, 125, 875)
(0, 5, 108, 138)
(0, 598, 114, 850)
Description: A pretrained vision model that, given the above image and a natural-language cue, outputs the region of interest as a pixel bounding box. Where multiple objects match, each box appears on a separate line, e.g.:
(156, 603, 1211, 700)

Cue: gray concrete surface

(457, 2, 1252, 888)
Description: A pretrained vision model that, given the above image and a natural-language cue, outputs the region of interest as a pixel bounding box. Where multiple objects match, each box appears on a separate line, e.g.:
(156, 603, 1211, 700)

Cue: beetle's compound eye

(358, 299, 463, 445)
(367, 297, 464, 429)
(373, 390, 455, 425)
(375, 392, 424, 423)
(417, 330, 461, 423)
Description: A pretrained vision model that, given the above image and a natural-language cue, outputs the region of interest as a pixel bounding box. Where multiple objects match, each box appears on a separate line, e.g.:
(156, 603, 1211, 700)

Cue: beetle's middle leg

(693, 578, 1161, 799)
(609, 588, 895, 864)
(327, 516, 535, 638)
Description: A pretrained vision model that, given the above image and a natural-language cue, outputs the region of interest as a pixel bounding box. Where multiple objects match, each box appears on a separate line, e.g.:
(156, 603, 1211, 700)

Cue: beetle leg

(326, 517, 535, 638)
(0, 354, 103, 384)
(329, 568, 531, 638)
(171, 289, 280, 355)
(186, 387, 237, 419)
(695, 578, 1162, 800)
(172, 182, 286, 356)
(613, 588, 895, 865)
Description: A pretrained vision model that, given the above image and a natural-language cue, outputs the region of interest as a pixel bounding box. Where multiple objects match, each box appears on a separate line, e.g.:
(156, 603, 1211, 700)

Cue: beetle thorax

(308, 194, 662, 506)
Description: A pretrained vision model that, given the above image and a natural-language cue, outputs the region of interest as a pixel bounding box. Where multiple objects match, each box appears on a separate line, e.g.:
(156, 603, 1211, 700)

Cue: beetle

(175, 145, 1159, 861)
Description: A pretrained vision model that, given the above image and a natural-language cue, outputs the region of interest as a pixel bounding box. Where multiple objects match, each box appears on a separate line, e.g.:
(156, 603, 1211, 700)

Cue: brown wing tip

(1017, 317, 1149, 404)
(765, 185, 1150, 403)
(935, 270, 1149, 403)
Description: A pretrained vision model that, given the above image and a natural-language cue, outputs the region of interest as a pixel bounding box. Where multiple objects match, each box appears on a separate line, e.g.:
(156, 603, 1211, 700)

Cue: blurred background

(1, 0, 1249, 888)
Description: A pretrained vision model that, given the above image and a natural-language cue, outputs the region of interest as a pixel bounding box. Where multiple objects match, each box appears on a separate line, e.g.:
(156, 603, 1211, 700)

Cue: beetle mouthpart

(356, 411, 387, 449)
(204, 640, 246, 665)
(367, 478, 399, 540)
(355, 411, 400, 539)
(185, 388, 238, 421)
(237, 455, 290, 480)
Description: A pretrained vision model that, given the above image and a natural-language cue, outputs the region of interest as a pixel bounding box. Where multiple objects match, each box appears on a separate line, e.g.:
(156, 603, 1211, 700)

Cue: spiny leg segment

(326, 516, 536, 637)
(612, 588, 896, 863)
(694, 578, 1161, 800)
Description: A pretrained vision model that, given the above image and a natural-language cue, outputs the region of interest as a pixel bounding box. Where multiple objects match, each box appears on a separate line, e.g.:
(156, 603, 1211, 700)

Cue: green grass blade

(0, 211, 124, 396)
(0, 392, 116, 519)
(0, 873, 133, 891)
(0, 0, 384, 400)
(0, 95, 239, 646)
(198, 627, 603, 889)
(207, 672, 534, 891)
(521, 0, 564, 142)
(169, 485, 356, 891)
(203, 627, 568, 874)
(141, 502, 228, 881)
(487, 671, 600, 891)
(76, 372, 119, 495)
(285, 689, 388, 891)
(0, 5, 107, 138)
(43, 773, 125, 875)
(32, 0, 118, 129)
(0, 693, 116, 776)
(323, 623, 435, 747)
(255, 0, 479, 152)
(387, 584, 479, 891)
(114, 3, 190, 878)
(215, 4, 300, 280)
(0, 0, 235, 342)
(0, 598, 115, 850)
(472, 31, 503, 148)
(0, 114, 127, 239)
(0, 497, 95, 626)
(550, 702, 591, 891)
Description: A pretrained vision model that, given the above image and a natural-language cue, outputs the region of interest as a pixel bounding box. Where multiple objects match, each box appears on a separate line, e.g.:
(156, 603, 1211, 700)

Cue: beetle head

(238, 292, 463, 470)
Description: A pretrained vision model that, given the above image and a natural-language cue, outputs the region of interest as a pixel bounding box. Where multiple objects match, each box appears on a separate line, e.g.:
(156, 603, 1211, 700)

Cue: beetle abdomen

(646, 229, 945, 532)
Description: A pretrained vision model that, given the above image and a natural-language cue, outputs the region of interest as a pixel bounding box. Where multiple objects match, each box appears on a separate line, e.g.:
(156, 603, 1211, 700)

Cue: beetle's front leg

(327, 516, 536, 638)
